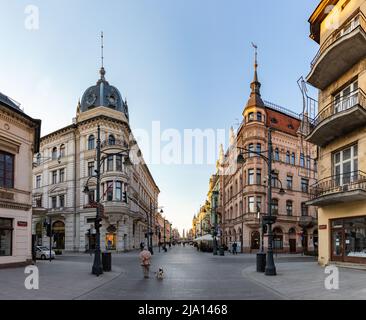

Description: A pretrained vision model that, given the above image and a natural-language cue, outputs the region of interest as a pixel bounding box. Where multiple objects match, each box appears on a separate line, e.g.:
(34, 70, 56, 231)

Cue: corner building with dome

(31, 66, 160, 253)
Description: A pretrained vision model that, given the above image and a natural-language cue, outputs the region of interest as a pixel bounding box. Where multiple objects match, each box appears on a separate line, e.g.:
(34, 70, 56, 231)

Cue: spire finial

(100, 31, 106, 80)
(251, 42, 258, 82)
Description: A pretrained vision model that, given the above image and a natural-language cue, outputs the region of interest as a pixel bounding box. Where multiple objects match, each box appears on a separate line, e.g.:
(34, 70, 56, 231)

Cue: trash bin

(102, 252, 112, 272)
(219, 246, 225, 256)
(256, 252, 266, 273)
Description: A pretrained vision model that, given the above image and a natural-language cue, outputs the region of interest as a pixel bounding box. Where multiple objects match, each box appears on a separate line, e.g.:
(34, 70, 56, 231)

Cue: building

(31, 63, 161, 253)
(306, 0, 366, 265)
(0, 92, 41, 267)
(219, 54, 318, 254)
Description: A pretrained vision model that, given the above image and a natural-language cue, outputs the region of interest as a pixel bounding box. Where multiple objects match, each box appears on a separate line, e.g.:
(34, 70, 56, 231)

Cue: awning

(194, 234, 219, 242)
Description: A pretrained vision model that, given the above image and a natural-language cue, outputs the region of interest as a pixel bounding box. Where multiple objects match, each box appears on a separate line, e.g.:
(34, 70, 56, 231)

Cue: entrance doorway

(251, 231, 260, 250)
(289, 228, 297, 253)
(52, 221, 65, 250)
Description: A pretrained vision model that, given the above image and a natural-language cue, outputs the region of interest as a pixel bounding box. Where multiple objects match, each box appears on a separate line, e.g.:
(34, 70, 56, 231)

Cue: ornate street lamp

(82, 125, 132, 277)
(236, 128, 285, 276)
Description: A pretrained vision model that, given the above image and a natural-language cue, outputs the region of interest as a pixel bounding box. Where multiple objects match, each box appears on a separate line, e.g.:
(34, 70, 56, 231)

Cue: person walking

(139, 246, 152, 279)
(140, 241, 145, 251)
(232, 242, 238, 255)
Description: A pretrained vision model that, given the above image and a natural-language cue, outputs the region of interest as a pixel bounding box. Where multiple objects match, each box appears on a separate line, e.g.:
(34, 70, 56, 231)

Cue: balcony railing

(311, 12, 366, 69)
(101, 139, 129, 149)
(310, 171, 366, 200)
(310, 89, 366, 128)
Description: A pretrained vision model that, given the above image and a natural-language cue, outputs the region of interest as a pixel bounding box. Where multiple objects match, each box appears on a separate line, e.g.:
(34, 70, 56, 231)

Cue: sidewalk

(243, 261, 366, 300)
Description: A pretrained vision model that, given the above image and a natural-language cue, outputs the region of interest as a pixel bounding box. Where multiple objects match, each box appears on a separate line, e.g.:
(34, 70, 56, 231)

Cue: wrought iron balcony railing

(310, 89, 366, 128)
(310, 171, 366, 200)
(311, 12, 366, 68)
(101, 139, 129, 149)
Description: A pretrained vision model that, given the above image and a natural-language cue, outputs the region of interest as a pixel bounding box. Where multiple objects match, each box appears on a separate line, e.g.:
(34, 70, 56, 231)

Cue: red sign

(319, 225, 327, 230)
(17, 221, 28, 227)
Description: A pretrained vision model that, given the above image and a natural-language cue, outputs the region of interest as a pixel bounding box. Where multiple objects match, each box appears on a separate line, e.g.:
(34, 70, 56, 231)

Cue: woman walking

(139, 246, 152, 279)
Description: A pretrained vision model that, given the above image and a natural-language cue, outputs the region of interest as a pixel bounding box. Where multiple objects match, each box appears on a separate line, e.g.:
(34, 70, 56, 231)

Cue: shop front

(331, 216, 366, 264)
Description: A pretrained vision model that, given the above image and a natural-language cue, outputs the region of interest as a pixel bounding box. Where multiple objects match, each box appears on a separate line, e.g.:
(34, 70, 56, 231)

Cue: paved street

(0, 246, 365, 300)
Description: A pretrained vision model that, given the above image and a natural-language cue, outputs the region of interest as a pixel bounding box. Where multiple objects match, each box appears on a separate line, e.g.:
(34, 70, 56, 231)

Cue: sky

(0, 0, 320, 235)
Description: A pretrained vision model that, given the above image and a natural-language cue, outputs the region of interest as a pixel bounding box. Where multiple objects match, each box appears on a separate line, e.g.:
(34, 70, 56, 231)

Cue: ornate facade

(31, 66, 160, 253)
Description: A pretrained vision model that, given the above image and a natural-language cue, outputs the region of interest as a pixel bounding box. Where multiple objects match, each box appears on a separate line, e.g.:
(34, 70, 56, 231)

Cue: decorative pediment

(0, 135, 21, 154)
(48, 186, 67, 195)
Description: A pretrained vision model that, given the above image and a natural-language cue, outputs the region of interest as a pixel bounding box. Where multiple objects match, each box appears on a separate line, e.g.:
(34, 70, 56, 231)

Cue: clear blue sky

(0, 0, 319, 234)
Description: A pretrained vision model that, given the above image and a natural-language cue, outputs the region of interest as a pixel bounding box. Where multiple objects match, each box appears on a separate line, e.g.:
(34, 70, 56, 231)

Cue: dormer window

(248, 112, 255, 122)
(271, 118, 278, 124)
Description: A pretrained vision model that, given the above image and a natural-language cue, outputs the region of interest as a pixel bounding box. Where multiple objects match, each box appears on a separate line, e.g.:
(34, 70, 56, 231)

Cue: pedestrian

(140, 241, 144, 251)
(232, 242, 238, 255)
(139, 246, 152, 279)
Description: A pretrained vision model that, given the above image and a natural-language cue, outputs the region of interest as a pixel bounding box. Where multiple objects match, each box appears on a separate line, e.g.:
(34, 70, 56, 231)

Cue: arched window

(286, 151, 290, 164)
(36, 153, 41, 165)
(248, 112, 255, 122)
(273, 227, 283, 250)
(108, 134, 116, 145)
(291, 152, 296, 165)
(88, 135, 95, 150)
(60, 144, 66, 158)
(271, 199, 279, 215)
(257, 112, 262, 122)
(274, 148, 280, 161)
(51, 147, 57, 160)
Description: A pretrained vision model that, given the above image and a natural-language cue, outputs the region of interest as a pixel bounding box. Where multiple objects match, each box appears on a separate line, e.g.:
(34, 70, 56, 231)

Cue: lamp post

(212, 190, 219, 256)
(236, 128, 285, 276)
(83, 125, 132, 277)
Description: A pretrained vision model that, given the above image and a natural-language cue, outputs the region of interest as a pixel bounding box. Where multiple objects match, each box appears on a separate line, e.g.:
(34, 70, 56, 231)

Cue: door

(289, 239, 296, 253)
(331, 229, 344, 261)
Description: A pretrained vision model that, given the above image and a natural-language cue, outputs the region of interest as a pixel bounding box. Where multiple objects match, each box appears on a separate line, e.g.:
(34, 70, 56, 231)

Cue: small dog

(156, 267, 165, 280)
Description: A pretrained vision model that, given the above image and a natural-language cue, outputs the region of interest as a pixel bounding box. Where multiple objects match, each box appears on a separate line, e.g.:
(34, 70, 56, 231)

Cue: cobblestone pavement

(1, 246, 364, 300)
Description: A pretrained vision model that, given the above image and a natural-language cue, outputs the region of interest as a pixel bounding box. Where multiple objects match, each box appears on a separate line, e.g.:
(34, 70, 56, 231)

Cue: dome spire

(99, 31, 106, 80)
(245, 43, 264, 109)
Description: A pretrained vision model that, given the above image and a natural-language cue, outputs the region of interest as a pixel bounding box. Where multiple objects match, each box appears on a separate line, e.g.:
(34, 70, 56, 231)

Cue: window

(59, 169, 65, 183)
(300, 153, 305, 167)
(59, 195, 65, 208)
(257, 112, 262, 122)
(286, 175, 293, 190)
(256, 143, 261, 155)
(35, 196, 42, 208)
(248, 144, 254, 157)
(256, 197, 262, 213)
(314, 160, 318, 172)
(88, 135, 95, 150)
(88, 162, 95, 177)
(248, 169, 255, 185)
(333, 144, 358, 186)
(60, 144, 66, 158)
(301, 203, 308, 216)
(51, 147, 58, 160)
(36, 175, 41, 189)
(256, 169, 262, 185)
(291, 153, 296, 165)
(0, 218, 13, 256)
(248, 112, 255, 122)
(334, 80, 358, 114)
(116, 155, 123, 172)
(51, 196, 57, 209)
(271, 199, 279, 215)
(301, 178, 309, 193)
(36, 153, 41, 165)
(286, 151, 290, 164)
(0, 151, 14, 189)
(274, 148, 280, 161)
(88, 190, 95, 204)
(248, 196, 255, 213)
(106, 181, 113, 201)
(271, 172, 279, 188)
(116, 181, 122, 201)
(107, 155, 114, 172)
(286, 201, 293, 216)
(306, 156, 311, 169)
(52, 171, 57, 185)
(108, 135, 116, 145)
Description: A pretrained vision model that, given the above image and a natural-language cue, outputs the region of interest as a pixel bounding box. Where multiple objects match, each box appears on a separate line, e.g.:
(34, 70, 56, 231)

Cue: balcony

(308, 171, 366, 207)
(307, 12, 366, 89)
(306, 90, 366, 147)
(101, 139, 129, 150)
(298, 216, 317, 229)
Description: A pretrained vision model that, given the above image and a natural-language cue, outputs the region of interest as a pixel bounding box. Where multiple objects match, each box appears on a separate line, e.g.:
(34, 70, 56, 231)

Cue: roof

(309, 0, 340, 43)
(265, 107, 301, 136)
(0, 91, 41, 153)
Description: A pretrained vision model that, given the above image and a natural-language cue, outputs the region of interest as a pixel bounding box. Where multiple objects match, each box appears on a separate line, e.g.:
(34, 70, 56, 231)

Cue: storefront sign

(17, 221, 28, 227)
(319, 225, 327, 230)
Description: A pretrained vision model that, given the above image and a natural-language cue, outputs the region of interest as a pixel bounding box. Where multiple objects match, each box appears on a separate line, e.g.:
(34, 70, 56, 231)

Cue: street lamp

(82, 125, 132, 277)
(236, 128, 285, 276)
(211, 190, 219, 256)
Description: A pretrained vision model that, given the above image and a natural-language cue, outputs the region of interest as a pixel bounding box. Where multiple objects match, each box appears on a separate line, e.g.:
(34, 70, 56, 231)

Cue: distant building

(0, 92, 41, 267)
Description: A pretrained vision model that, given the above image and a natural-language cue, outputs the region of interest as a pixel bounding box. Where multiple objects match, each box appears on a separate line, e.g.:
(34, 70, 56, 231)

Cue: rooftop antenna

(101, 31, 104, 69)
